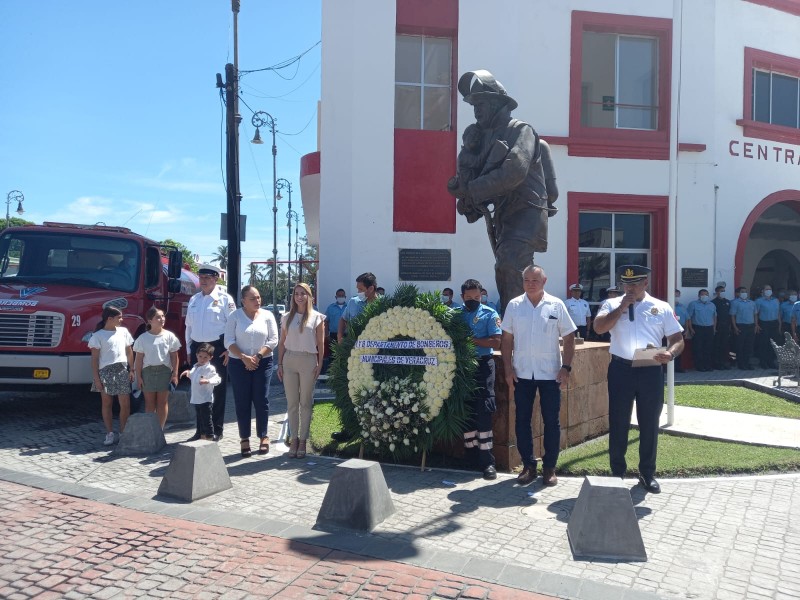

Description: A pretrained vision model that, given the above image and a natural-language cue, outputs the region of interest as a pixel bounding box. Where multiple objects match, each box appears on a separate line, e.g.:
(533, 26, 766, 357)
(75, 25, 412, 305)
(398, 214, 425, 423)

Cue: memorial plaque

(681, 268, 708, 288)
(398, 249, 451, 281)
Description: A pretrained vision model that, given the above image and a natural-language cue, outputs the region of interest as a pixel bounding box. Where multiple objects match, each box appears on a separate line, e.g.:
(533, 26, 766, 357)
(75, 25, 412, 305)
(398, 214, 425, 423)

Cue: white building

(300, 0, 800, 308)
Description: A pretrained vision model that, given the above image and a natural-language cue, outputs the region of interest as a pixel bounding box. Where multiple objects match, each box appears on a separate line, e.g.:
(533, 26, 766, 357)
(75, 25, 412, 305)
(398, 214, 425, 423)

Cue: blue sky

(1, 1, 321, 275)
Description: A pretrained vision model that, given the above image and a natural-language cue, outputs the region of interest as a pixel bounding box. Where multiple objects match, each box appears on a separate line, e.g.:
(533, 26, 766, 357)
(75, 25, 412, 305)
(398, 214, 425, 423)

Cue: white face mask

(357, 292, 366, 302)
(790, 295, 798, 302)
(739, 292, 748, 300)
(675, 295, 681, 301)
(336, 296, 346, 305)
(763, 289, 772, 297)
(717, 291, 725, 298)
(700, 295, 709, 303)
(481, 294, 488, 303)
(441, 295, 451, 303)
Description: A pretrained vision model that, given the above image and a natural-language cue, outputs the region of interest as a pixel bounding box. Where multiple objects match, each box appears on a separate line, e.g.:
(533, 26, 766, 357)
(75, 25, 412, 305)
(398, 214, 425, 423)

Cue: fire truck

(0, 222, 197, 389)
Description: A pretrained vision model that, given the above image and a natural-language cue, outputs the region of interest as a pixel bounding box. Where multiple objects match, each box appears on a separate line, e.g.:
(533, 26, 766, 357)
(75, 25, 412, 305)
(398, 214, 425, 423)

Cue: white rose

(389, 443, 395, 451)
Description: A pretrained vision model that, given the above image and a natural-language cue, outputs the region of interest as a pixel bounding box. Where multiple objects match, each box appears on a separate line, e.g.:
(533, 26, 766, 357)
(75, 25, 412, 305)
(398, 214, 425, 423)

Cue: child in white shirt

(180, 343, 221, 440)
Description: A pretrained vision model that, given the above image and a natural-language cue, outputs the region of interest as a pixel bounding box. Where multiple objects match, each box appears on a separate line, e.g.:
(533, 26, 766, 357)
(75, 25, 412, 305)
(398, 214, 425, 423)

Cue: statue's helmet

(458, 70, 518, 111)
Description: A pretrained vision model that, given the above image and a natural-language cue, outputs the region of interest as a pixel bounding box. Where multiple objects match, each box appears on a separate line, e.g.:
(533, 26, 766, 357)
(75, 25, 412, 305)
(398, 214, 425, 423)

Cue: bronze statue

(448, 70, 558, 314)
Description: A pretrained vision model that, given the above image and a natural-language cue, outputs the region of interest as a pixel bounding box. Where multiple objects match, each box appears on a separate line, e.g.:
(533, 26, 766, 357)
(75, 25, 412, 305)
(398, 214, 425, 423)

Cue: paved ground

(0, 367, 799, 599)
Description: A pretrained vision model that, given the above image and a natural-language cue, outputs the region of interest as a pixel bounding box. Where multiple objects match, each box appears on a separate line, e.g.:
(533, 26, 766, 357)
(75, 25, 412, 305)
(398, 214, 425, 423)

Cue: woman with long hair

(277, 282, 325, 458)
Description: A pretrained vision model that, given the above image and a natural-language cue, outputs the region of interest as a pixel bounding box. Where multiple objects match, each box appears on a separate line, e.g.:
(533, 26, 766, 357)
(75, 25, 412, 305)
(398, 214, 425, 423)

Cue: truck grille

(0, 312, 65, 348)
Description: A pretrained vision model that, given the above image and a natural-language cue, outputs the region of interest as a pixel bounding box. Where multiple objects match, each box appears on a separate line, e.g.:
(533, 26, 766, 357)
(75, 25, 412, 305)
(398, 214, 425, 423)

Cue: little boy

(180, 343, 221, 441)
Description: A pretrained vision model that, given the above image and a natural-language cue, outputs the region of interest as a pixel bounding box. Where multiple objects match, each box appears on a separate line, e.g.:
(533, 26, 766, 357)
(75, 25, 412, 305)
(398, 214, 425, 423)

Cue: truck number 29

(71, 315, 81, 327)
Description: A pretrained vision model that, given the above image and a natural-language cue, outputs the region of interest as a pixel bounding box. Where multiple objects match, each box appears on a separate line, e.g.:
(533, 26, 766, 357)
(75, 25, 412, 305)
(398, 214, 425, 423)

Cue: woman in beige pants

(277, 282, 325, 458)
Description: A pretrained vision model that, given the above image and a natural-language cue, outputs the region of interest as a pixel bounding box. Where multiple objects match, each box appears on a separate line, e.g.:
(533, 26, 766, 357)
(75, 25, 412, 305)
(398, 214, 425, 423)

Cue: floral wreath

(329, 285, 476, 459)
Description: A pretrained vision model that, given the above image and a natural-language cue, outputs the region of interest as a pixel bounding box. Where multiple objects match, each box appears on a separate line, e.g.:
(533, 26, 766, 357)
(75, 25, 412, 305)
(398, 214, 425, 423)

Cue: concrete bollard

(315, 459, 396, 532)
(166, 390, 195, 426)
(116, 412, 166, 456)
(157, 440, 232, 502)
(567, 476, 647, 561)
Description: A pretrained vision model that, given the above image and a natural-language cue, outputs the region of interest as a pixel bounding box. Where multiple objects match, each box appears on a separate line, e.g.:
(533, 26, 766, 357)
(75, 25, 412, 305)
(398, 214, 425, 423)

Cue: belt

(611, 354, 633, 365)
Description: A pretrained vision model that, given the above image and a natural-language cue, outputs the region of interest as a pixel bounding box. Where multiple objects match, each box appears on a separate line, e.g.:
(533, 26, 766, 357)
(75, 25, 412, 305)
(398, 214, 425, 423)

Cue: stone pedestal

(567, 476, 647, 561)
(157, 440, 232, 501)
(166, 390, 195, 425)
(116, 412, 166, 456)
(316, 458, 395, 531)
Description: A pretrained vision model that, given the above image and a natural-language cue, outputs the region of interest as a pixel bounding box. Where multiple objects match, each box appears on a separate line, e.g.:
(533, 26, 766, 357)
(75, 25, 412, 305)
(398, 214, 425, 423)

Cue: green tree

(160, 238, 198, 272)
(247, 262, 263, 285)
(2, 216, 34, 230)
(296, 236, 318, 286)
(211, 245, 228, 270)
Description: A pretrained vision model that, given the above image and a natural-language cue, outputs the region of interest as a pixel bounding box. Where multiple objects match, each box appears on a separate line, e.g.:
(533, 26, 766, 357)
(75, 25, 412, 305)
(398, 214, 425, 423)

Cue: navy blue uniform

(712, 295, 732, 369)
(755, 296, 781, 369)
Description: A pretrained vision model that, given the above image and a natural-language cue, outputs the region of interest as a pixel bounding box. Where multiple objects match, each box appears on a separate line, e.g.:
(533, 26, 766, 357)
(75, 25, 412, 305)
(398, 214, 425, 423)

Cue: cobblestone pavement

(1, 382, 799, 599)
(0, 480, 554, 600)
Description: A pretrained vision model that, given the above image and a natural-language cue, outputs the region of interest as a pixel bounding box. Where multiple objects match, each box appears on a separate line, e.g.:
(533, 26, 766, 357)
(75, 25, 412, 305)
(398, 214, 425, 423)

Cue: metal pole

(271, 121, 278, 322)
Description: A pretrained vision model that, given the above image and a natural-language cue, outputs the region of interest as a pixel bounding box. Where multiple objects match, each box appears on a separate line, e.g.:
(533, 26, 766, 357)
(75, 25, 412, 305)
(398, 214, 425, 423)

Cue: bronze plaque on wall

(398, 249, 451, 281)
(681, 268, 708, 288)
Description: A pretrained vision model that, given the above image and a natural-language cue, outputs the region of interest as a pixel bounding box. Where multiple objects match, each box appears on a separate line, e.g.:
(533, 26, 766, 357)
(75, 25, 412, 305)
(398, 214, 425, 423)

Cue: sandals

(287, 438, 299, 458)
(297, 439, 307, 459)
(240, 438, 251, 458)
(258, 437, 270, 455)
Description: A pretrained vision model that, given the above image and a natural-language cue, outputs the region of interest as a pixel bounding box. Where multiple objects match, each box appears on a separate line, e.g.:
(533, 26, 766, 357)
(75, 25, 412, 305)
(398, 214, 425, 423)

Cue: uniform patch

(495, 317, 501, 327)
(212, 300, 219, 307)
(473, 315, 480, 324)
(650, 307, 659, 315)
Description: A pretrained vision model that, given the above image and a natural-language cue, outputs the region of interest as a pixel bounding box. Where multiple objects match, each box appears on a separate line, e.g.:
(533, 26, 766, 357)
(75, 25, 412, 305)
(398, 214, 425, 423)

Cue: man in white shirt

(565, 283, 592, 339)
(184, 266, 236, 440)
(594, 265, 684, 494)
(501, 265, 576, 487)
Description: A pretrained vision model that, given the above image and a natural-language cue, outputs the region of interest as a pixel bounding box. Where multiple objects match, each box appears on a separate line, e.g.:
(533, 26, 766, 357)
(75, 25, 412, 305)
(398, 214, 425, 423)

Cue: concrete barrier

(315, 459, 395, 531)
(166, 390, 195, 426)
(157, 440, 232, 502)
(116, 413, 166, 456)
(567, 476, 647, 561)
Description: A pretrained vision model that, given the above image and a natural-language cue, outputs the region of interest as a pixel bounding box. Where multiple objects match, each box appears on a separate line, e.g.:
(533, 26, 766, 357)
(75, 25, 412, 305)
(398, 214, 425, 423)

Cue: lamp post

(286, 208, 299, 286)
(251, 111, 279, 321)
(5, 191, 24, 230)
(276, 178, 293, 288)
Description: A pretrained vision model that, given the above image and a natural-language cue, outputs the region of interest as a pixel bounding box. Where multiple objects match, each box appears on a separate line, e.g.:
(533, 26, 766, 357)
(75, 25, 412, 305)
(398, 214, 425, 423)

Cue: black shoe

(516, 464, 537, 486)
(331, 431, 350, 442)
(215, 433, 224, 441)
(186, 433, 201, 442)
(638, 475, 661, 494)
(483, 465, 497, 480)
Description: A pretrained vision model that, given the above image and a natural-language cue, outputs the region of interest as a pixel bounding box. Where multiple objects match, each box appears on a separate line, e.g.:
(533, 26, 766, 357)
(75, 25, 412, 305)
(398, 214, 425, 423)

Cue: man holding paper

(593, 265, 684, 494)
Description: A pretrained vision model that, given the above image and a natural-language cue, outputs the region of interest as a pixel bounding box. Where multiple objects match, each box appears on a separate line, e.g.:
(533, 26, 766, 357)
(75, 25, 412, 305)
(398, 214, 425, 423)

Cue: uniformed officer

(442, 287, 462, 309)
(712, 284, 732, 369)
(501, 265, 576, 487)
(780, 290, 797, 339)
(792, 298, 800, 341)
(459, 278, 502, 480)
(673, 290, 688, 373)
(730, 286, 757, 370)
(594, 286, 619, 342)
(606, 286, 620, 299)
(686, 289, 717, 372)
(184, 266, 236, 440)
(593, 265, 684, 494)
(755, 285, 781, 369)
(565, 283, 592, 340)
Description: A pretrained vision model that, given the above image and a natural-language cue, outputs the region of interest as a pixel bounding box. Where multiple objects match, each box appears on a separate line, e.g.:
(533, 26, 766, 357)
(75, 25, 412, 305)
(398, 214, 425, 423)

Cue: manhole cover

(520, 499, 572, 520)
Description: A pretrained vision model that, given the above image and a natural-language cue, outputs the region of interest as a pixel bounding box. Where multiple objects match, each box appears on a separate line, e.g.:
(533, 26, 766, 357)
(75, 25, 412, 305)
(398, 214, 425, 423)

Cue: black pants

(576, 325, 588, 340)
(463, 356, 496, 468)
(735, 324, 755, 369)
(756, 320, 780, 368)
(195, 402, 213, 437)
(607, 358, 663, 479)
(692, 325, 714, 371)
(190, 337, 228, 436)
(713, 326, 731, 368)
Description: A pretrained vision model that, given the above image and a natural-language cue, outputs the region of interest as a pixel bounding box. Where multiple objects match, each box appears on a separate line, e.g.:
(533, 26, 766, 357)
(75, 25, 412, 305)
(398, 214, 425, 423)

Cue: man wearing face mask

(480, 288, 498, 311)
(731, 286, 757, 370)
(323, 289, 348, 372)
(781, 290, 798, 339)
(459, 279, 502, 480)
(686, 289, 717, 372)
(338, 272, 378, 344)
(754, 284, 780, 369)
(441, 287, 461, 309)
(712, 285, 732, 369)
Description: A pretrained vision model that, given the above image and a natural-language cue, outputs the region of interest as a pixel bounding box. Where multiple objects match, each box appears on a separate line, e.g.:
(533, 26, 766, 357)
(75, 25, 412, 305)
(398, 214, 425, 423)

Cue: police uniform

(566, 284, 592, 340)
(460, 302, 502, 475)
(730, 295, 757, 369)
(780, 298, 796, 338)
(595, 265, 683, 490)
(712, 292, 732, 369)
(754, 295, 780, 369)
(185, 279, 236, 437)
(687, 297, 716, 371)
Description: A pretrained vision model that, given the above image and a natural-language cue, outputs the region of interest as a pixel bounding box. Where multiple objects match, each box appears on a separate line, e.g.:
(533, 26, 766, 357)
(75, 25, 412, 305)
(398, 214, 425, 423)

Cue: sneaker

(103, 432, 116, 446)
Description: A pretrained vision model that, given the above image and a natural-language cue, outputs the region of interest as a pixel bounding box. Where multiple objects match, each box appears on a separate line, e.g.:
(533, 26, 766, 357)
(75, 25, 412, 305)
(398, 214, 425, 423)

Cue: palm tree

(248, 262, 263, 286)
(210, 245, 228, 270)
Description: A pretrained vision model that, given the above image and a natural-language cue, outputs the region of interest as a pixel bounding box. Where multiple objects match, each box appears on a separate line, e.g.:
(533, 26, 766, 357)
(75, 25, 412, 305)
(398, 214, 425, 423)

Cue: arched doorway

(735, 190, 800, 290)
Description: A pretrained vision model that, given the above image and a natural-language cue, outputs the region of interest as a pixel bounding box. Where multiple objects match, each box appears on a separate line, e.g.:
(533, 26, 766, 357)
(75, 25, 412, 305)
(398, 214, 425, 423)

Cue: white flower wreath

(346, 306, 456, 420)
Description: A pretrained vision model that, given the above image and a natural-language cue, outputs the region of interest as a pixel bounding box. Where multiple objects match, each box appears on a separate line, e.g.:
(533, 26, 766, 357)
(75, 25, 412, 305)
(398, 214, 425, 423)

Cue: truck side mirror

(168, 279, 182, 294)
(168, 250, 182, 280)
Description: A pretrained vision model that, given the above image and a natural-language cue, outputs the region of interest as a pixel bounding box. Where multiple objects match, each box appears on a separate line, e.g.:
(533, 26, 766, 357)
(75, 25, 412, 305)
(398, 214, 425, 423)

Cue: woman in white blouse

(277, 282, 325, 458)
(224, 285, 279, 458)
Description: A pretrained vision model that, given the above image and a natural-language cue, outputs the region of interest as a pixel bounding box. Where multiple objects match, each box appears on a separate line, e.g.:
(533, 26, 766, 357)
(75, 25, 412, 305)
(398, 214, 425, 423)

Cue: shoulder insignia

(212, 300, 219, 307)
(495, 317, 502, 327)
(650, 307, 659, 315)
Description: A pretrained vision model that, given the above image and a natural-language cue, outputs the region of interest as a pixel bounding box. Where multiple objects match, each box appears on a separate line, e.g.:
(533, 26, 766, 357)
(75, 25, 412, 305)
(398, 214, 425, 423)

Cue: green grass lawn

(675, 385, 800, 419)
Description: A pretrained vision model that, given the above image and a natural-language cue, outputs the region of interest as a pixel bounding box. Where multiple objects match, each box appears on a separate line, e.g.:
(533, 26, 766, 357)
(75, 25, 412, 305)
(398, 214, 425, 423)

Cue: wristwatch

(561, 364, 572, 372)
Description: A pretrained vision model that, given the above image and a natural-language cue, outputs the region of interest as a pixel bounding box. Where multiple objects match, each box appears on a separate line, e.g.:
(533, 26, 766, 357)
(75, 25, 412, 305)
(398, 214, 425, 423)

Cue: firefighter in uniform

(712, 284, 732, 369)
(593, 265, 684, 494)
(185, 266, 236, 440)
(459, 278, 502, 480)
(565, 283, 592, 340)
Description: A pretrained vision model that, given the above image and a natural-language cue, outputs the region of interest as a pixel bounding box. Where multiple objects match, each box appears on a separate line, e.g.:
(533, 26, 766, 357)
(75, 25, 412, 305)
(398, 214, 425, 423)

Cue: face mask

(717, 291, 725, 298)
(357, 292, 366, 302)
(675, 295, 681, 301)
(739, 292, 748, 300)
(336, 297, 346, 305)
(441, 295, 451, 303)
(764, 290, 772, 297)
(463, 299, 480, 312)
(790, 295, 798, 302)
(481, 294, 488, 303)
(700, 295, 709, 303)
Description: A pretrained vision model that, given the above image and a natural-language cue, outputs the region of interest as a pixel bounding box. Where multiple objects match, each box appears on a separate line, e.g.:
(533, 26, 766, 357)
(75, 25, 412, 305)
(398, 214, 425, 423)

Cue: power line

(239, 40, 321, 77)
(241, 62, 320, 100)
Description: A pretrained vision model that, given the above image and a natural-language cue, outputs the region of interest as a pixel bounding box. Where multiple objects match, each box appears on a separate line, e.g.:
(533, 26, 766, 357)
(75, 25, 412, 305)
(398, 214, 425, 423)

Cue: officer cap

(617, 264, 651, 283)
(198, 266, 220, 277)
(458, 70, 518, 111)
(606, 286, 619, 293)
(569, 283, 583, 291)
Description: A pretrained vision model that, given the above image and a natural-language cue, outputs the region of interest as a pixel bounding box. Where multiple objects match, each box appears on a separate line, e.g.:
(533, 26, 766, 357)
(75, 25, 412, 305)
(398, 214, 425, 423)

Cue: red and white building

(301, 0, 800, 307)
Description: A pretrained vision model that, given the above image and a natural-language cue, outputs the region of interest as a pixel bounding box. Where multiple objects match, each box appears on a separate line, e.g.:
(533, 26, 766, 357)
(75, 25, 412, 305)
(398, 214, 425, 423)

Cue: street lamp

(286, 208, 299, 285)
(251, 110, 280, 322)
(276, 178, 293, 288)
(5, 191, 24, 229)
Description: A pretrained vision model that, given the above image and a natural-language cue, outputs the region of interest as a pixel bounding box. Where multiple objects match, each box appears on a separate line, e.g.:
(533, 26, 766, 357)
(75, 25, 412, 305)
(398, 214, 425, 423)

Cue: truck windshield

(0, 231, 140, 292)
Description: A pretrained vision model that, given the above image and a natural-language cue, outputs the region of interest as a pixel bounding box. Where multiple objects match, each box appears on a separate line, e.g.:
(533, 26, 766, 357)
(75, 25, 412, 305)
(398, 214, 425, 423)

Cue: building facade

(300, 0, 800, 309)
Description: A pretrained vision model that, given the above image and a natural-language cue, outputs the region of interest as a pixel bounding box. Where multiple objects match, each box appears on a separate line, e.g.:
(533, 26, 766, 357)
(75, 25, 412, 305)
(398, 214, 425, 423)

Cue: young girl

(133, 307, 181, 429)
(88, 306, 135, 446)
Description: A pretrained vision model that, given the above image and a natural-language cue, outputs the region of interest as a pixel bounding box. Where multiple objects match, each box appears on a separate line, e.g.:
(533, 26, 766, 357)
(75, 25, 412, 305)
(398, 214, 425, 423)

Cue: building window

(740, 48, 800, 144)
(568, 11, 672, 160)
(753, 69, 800, 129)
(394, 34, 452, 131)
(581, 33, 658, 130)
(578, 213, 651, 302)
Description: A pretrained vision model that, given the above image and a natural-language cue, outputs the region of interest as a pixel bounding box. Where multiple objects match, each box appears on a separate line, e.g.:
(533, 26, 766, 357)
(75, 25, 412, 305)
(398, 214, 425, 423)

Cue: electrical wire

(279, 107, 317, 136)
(239, 40, 321, 77)
(240, 62, 320, 100)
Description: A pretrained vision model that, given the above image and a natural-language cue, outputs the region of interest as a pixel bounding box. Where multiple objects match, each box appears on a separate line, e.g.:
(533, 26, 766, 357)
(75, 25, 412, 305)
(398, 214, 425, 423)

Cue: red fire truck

(0, 222, 197, 389)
